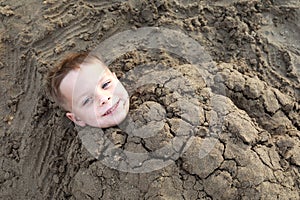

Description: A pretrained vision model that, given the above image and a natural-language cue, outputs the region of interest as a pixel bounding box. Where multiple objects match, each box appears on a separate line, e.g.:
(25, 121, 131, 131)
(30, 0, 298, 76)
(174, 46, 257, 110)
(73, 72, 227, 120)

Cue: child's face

(60, 59, 129, 128)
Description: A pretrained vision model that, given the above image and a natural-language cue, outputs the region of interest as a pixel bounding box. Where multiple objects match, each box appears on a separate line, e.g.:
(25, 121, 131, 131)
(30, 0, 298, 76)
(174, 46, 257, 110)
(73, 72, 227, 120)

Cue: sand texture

(0, 0, 299, 199)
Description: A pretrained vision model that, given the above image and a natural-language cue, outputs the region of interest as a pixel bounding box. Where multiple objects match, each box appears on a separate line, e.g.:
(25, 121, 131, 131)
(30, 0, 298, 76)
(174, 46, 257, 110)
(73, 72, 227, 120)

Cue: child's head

(47, 52, 129, 128)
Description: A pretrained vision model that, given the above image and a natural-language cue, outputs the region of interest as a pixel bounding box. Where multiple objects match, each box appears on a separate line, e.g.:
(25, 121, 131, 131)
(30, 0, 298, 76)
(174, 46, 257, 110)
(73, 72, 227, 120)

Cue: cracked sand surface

(0, 0, 299, 199)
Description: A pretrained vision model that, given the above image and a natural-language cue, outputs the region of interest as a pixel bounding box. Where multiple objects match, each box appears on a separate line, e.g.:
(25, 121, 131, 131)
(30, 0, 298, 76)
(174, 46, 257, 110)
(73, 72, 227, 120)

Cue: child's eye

(102, 81, 111, 89)
(82, 97, 92, 106)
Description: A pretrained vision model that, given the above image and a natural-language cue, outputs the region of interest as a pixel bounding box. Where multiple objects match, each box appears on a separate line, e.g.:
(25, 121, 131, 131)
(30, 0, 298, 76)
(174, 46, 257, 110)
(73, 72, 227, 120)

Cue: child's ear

(66, 112, 86, 127)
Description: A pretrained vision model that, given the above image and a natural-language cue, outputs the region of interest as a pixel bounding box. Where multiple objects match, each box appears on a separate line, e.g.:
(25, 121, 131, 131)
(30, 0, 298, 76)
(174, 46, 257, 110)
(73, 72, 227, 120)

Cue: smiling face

(60, 58, 129, 128)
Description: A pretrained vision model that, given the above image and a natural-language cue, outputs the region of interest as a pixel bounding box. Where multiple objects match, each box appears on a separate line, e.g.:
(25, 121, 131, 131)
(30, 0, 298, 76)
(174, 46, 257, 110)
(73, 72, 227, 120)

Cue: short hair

(47, 52, 102, 111)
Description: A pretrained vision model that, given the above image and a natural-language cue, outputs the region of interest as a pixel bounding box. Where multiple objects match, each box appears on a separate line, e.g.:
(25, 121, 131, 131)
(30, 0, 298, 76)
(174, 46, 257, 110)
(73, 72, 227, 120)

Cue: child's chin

(96, 114, 128, 128)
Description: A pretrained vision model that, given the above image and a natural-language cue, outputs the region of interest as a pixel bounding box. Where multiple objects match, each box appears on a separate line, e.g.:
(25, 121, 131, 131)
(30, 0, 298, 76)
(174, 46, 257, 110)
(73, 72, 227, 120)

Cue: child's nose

(99, 96, 111, 106)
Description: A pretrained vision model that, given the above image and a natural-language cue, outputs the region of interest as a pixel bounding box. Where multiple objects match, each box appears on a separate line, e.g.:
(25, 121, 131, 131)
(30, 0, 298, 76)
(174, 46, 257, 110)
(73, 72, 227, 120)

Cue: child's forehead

(81, 57, 106, 68)
(77, 61, 111, 79)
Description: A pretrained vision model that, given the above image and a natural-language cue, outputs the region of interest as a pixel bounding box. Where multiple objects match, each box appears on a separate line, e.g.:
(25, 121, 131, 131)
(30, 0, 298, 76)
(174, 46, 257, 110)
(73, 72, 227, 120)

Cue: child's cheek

(111, 82, 119, 94)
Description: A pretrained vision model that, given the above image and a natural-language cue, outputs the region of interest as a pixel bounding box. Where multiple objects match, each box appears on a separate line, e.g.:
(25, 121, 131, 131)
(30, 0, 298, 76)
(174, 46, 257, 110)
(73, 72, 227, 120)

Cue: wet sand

(0, 0, 299, 199)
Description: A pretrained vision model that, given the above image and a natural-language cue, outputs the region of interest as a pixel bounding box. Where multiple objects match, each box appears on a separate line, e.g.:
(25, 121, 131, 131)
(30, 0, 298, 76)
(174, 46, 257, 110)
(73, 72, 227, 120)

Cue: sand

(0, 0, 299, 199)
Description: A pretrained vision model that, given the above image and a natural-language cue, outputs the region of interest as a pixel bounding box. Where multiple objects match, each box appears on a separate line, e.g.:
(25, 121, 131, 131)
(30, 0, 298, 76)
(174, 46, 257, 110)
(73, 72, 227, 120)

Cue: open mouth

(102, 100, 120, 116)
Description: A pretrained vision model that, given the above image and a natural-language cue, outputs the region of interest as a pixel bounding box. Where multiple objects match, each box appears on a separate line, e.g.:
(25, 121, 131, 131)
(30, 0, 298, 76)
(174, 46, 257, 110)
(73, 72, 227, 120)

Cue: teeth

(103, 101, 119, 116)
